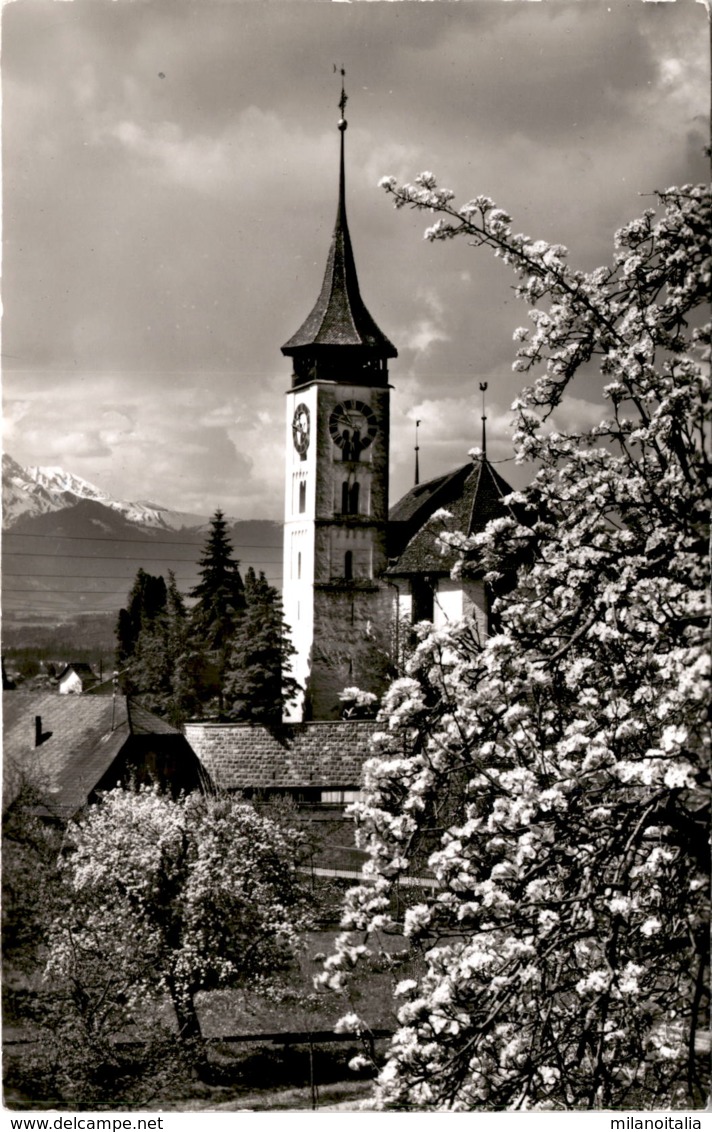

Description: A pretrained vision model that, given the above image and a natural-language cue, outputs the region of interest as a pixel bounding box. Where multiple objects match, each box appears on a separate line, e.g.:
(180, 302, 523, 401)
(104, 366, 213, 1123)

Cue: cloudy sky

(2, 0, 708, 520)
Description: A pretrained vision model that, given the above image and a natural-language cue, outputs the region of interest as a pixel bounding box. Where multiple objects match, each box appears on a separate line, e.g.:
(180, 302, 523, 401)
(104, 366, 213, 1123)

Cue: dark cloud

(2, 0, 708, 517)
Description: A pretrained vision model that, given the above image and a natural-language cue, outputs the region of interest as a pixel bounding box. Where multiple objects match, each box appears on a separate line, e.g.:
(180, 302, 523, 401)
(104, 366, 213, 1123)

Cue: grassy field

(3, 930, 415, 1111)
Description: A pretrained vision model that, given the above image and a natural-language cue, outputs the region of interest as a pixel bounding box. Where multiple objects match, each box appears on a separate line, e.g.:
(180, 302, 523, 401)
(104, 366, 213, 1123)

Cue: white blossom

(332, 178, 712, 1112)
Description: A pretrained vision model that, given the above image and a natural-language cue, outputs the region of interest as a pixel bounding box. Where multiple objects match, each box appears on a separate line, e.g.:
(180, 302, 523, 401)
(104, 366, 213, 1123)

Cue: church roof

(281, 119, 397, 359)
(388, 458, 515, 576)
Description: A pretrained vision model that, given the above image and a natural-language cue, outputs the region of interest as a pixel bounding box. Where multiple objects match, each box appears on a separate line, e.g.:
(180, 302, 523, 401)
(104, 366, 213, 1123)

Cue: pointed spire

(414, 419, 421, 486)
(282, 76, 397, 377)
(337, 69, 348, 231)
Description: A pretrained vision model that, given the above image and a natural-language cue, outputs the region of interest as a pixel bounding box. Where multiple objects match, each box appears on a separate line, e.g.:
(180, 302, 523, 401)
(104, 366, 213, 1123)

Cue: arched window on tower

(344, 551, 353, 581)
(297, 551, 302, 579)
(298, 482, 306, 513)
(341, 480, 360, 515)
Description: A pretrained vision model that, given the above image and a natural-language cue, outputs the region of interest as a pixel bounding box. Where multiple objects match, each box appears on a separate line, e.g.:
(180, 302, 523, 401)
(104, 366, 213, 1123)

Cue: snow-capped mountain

(2, 454, 65, 526)
(26, 464, 114, 505)
(2, 454, 206, 531)
(2, 454, 283, 622)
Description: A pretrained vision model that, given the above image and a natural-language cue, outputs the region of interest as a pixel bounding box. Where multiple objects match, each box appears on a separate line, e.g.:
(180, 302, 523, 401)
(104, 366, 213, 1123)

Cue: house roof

(57, 662, 97, 682)
(183, 720, 379, 791)
(281, 122, 396, 360)
(2, 692, 181, 817)
(388, 457, 515, 576)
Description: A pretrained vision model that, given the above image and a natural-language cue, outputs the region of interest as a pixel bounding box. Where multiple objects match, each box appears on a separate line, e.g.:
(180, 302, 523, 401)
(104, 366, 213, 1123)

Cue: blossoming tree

(47, 789, 311, 1073)
(322, 177, 710, 1110)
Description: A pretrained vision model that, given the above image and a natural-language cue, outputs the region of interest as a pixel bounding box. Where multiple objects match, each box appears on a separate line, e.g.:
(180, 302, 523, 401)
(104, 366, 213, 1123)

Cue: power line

(2, 530, 284, 547)
(3, 587, 172, 593)
(2, 579, 280, 597)
(3, 550, 280, 563)
(2, 559, 203, 574)
(3, 572, 202, 581)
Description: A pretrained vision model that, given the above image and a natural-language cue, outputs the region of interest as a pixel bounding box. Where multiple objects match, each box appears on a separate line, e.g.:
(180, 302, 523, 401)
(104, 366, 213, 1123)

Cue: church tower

(281, 87, 397, 721)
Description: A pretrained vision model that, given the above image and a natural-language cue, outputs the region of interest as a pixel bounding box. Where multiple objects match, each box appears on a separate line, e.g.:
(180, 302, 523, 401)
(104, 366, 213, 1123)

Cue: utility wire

(3, 561, 277, 573)
(3, 582, 281, 593)
(4, 572, 204, 580)
(2, 530, 284, 546)
(2, 543, 279, 556)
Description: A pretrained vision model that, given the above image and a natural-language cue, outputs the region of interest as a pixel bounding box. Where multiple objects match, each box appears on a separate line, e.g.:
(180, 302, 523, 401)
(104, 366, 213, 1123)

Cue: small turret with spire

(281, 72, 397, 388)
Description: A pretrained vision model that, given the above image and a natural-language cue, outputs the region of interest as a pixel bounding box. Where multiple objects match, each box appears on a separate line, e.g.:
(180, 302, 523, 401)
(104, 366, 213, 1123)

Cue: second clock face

(329, 400, 378, 458)
(292, 403, 311, 455)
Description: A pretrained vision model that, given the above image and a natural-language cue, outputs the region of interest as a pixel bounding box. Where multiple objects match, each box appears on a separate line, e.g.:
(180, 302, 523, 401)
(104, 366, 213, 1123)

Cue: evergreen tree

(115, 569, 167, 669)
(164, 572, 206, 725)
(121, 572, 207, 725)
(129, 625, 171, 711)
(115, 520, 296, 724)
(223, 568, 300, 724)
(190, 511, 246, 715)
(190, 510, 245, 646)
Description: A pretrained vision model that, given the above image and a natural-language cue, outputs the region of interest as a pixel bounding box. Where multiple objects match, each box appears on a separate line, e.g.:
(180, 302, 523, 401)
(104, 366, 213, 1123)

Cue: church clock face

(329, 399, 378, 460)
(292, 403, 311, 456)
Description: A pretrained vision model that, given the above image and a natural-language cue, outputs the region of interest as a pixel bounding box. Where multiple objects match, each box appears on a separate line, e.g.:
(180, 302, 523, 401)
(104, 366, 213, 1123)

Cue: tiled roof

(388, 466, 472, 526)
(2, 692, 181, 817)
(184, 720, 379, 791)
(388, 464, 474, 560)
(281, 130, 396, 359)
(388, 458, 514, 576)
(129, 701, 183, 735)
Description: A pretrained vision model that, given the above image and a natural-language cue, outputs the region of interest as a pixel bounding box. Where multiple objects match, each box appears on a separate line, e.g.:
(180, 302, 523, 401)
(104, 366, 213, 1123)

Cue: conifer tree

(190, 510, 245, 645)
(119, 572, 207, 725)
(190, 510, 246, 715)
(164, 571, 205, 724)
(129, 625, 171, 711)
(115, 519, 297, 724)
(116, 569, 168, 667)
(223, 568, 299, 724)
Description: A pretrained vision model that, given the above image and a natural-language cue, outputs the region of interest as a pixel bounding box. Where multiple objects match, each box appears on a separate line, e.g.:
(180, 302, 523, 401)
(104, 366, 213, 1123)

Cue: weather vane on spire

(335, 65, 348, 127)
(479, 382, 488, 459)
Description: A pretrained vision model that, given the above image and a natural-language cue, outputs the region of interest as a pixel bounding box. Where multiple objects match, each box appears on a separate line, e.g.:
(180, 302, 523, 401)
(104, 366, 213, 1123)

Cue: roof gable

(3, 693, 181, 817)
(57, 663, 98, 690)
(58, 663, 96, 679)
(388, 458, 515, 576)
(389, 465, 472, 528)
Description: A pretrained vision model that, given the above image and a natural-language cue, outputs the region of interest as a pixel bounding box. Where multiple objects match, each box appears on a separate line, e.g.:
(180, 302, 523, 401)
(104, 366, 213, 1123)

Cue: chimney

(35, 715, 51, 747)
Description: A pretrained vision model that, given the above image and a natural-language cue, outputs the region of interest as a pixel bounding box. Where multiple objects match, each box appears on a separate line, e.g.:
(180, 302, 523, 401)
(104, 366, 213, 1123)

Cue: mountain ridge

(2, 455, 284, 624)
(3, 454, 211, 531)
